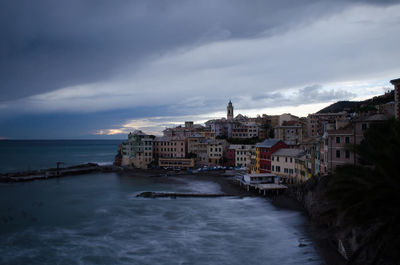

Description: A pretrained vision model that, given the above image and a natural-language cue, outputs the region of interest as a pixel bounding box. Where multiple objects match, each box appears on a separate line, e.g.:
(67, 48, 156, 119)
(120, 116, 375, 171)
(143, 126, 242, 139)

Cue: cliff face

(288, 176, 398, 265)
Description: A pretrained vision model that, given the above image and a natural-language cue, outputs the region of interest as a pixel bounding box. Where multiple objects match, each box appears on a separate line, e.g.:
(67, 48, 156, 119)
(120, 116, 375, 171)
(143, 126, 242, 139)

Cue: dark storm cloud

(1, 0, 397, 101)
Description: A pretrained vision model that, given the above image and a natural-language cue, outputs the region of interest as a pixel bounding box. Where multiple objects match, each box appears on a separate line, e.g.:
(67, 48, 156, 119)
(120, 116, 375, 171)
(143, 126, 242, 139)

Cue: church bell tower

(227, 100, 234, 120)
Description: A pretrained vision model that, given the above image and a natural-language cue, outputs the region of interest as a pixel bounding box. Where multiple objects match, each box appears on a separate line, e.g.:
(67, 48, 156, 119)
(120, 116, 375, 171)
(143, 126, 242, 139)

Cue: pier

(0, 163, 121, 183)
(234, 177, 288, 196)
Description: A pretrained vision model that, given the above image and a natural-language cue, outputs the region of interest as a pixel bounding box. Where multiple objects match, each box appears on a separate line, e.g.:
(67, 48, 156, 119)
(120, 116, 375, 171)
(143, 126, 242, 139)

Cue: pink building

(327, 129, 355, 173)
(326, 114, 388, 173)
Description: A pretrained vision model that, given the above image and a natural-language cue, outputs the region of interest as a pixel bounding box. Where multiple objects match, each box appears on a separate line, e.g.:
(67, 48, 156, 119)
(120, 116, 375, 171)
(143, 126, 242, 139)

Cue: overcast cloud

(0, 0, 399, 138)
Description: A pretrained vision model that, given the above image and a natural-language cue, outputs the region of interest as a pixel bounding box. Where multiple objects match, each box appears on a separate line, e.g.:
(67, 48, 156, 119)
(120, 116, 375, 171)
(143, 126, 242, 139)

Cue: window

(336, 150, 340, 158)
(336, 137, 340, 144)
(362, 123, 367, 131)
(276, 166, 280, 172)
(345, 137, 350, 144)
(272, 156, 274, 161)
(290, 158, 292, 163)
(285, 157, 287, 162)
(277, 157, 280, 162)
(272, 165, 275, 171)
(345, 150, 350, 159)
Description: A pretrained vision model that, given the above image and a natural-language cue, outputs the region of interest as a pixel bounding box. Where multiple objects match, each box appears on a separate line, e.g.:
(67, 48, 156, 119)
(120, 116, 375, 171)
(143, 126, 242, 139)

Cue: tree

(268, 129, 274, 138)
(326, 119, 400, 264)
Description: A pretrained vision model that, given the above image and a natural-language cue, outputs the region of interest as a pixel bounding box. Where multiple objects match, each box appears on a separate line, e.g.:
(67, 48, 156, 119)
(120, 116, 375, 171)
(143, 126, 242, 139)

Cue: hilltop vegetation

(317, 90, 394, 114)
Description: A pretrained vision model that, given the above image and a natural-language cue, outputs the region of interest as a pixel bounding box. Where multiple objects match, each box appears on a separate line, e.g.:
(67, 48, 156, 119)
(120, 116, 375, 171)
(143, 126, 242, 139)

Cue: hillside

(317, 90, 394, 113)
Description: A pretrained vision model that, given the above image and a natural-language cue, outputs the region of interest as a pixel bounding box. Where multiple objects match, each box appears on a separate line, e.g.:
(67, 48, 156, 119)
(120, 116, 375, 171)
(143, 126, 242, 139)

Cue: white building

(230, 144, 256, 168)
(243, 173, 276, 184)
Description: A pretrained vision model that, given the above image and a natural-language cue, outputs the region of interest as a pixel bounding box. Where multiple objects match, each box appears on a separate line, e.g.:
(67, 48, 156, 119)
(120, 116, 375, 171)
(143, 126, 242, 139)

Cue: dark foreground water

(0, 140, 121, 173)
(0, 173, 323, 265)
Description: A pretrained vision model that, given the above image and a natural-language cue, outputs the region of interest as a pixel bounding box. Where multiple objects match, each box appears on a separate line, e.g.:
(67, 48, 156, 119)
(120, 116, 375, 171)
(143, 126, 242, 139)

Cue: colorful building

(223, 148, 235, 167)
(271, 148, 305, 183)
(229, 144, 255, 168)
(121, 130, 155, 169)
(207, 140, 225, 166)
(295, 154, 313, 183)
(153, 136, 186, 159)
(158, 158, 194, 169)
(255, 139, 288, 173)
(327, 129, 355, 173)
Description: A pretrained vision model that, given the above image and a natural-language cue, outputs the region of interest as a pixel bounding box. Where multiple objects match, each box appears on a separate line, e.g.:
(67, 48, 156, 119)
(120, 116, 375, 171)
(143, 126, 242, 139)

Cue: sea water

(0, 173, 323, 265)
(0, 140, 121, 173)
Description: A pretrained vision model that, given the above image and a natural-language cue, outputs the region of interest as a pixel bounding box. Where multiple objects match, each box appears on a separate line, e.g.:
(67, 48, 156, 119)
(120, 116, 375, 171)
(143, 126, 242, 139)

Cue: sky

(0, 0, 399, 139)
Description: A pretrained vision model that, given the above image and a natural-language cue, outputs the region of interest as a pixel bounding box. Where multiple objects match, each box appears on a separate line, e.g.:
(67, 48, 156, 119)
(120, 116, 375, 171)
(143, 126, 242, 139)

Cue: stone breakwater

(0, 163, 122, 182)
(137, 192, 234, 198)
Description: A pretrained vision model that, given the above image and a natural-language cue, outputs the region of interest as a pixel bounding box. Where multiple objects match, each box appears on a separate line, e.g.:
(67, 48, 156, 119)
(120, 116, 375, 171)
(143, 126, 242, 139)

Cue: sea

(0, 140, 324, 264)
(0, 140, 121, 173)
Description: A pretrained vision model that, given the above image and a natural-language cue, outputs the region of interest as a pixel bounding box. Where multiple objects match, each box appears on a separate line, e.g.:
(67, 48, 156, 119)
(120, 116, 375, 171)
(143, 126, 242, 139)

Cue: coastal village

(116, 78, 400, 186)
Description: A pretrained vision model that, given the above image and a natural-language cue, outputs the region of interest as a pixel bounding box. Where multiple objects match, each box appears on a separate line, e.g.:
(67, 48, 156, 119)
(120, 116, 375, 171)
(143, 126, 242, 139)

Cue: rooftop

(256, 139, 281, 148)
(272, 148, 305, 157)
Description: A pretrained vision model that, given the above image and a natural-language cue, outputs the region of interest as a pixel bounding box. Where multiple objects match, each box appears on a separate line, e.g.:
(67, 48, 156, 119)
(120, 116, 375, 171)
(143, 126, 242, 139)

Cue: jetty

(137, 192, 233, 198)
(0, 163, 121, 183)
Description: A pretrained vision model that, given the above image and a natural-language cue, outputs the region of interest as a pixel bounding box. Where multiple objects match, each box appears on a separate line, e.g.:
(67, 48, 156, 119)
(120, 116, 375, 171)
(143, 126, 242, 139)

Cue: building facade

(274, 121, 303, 147)
(153, 136, 186, 159)
(255, 139, 288, 173)
(121, 130, 154, 169)
(229, 144, 255, 168)
(307, 112, 347, 137)
(327, 129, 355, 173)
(271, 148, 305, 183)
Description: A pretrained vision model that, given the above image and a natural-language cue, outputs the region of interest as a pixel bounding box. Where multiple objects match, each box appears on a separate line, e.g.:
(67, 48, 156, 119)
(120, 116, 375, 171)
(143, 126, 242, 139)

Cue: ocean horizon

(0, 140, 122, 173)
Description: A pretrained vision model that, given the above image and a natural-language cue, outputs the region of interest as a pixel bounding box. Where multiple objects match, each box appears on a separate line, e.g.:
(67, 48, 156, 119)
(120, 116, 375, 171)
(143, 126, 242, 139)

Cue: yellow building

(271, 148, 305, 184)
(295, 155, 313, 183)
